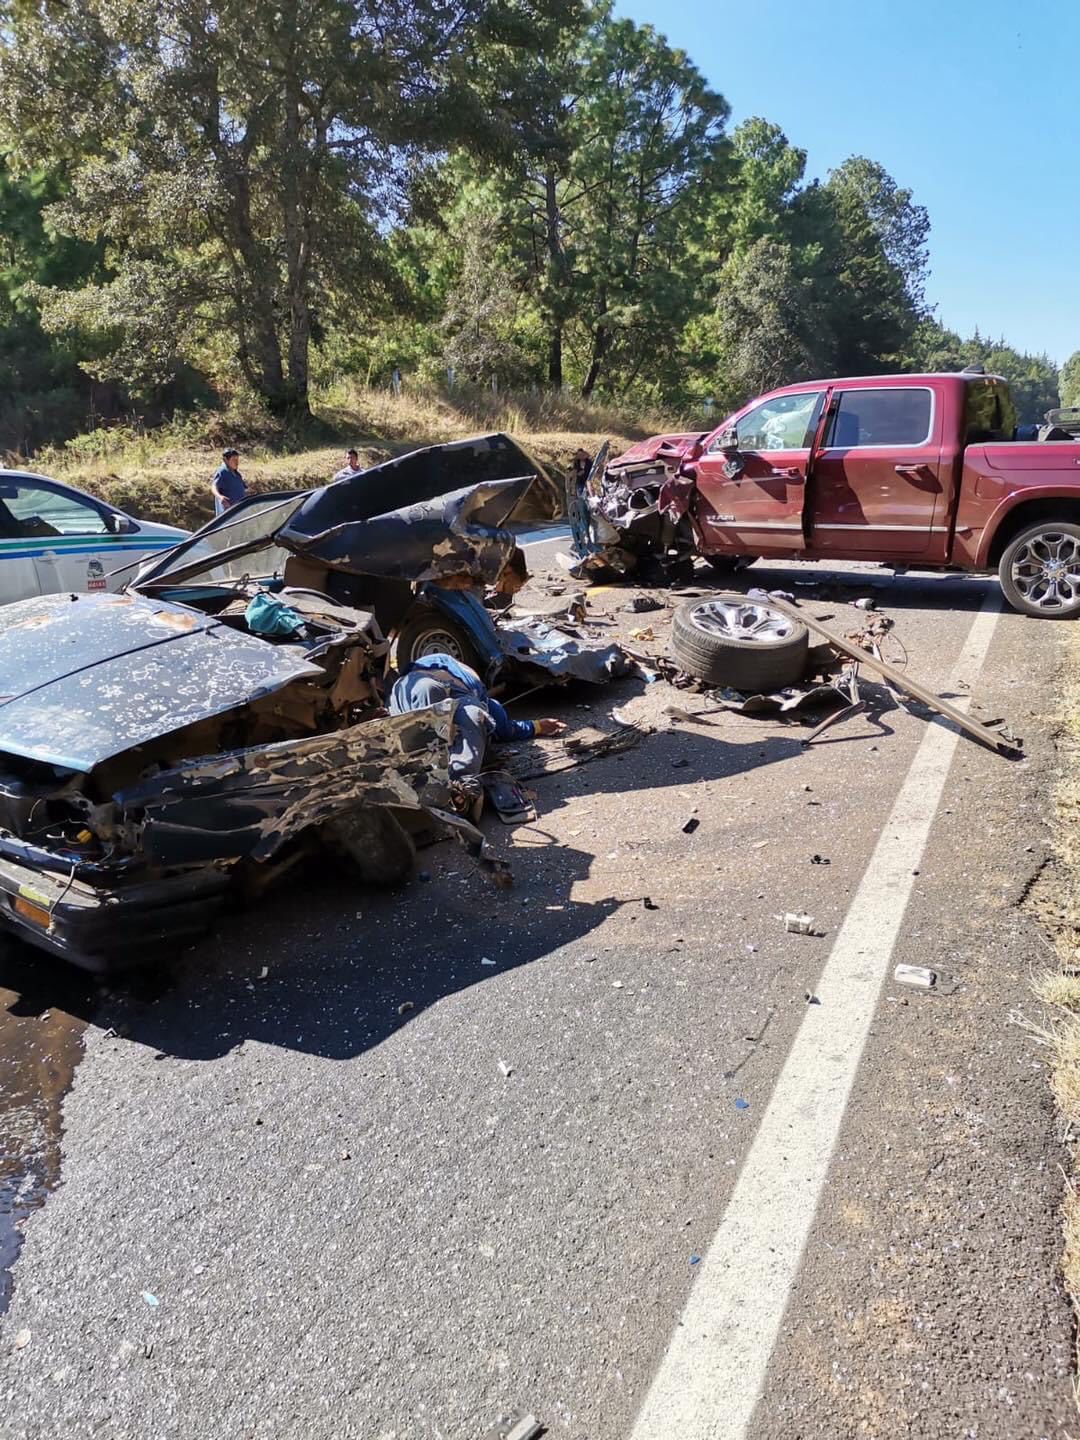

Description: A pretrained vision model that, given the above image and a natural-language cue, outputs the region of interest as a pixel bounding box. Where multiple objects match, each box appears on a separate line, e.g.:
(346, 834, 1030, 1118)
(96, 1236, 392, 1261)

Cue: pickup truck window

(727, 391, 824, 452)
(826, 388, 932, 448)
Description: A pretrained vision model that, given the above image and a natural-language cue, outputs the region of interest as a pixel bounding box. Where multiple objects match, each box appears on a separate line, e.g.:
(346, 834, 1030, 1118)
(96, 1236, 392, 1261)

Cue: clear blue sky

(615, 0, 1079, 364)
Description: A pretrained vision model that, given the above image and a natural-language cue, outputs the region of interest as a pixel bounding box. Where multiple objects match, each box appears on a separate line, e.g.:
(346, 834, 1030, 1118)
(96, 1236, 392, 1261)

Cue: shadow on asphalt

(717, 563, 1000, 614)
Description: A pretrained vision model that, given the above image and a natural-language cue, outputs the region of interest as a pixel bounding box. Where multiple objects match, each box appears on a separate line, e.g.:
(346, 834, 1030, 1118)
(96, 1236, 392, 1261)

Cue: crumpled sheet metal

(496, 615, 630, 684)
(111, 702, 456, 867)
(565, 441, 689, 576)
(282, 475, 543, 589)
(279, 433, 559, 588)
(716, 681, 852, 716)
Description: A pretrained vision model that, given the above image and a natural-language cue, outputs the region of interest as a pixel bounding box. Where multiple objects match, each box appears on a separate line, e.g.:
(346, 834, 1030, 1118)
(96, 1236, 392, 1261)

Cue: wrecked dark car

(0, 434, 618, 973)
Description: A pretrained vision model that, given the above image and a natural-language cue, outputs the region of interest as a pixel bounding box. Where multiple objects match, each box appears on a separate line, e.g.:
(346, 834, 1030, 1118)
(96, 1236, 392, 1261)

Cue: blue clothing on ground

(404, 653, 536, 740)
(212, 463, 246, 515)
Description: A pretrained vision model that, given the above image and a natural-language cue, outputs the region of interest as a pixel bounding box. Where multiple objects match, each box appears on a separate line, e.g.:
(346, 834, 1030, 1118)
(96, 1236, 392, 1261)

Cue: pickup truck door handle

(894, 463, 930, 479)
(767, 467, 802, 479)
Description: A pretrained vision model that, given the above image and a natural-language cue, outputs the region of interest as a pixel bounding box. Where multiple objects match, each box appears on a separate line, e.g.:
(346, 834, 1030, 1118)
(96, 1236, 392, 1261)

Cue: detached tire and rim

(395, 604, 483, 671)
(998, 521, 1080, 618)
(671, 594, 809, 690)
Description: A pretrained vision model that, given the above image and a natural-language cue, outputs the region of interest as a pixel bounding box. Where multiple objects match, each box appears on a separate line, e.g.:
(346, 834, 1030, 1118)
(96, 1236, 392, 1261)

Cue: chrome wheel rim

(1011, 532, 1080, 612)
(686, 598, 796, 644)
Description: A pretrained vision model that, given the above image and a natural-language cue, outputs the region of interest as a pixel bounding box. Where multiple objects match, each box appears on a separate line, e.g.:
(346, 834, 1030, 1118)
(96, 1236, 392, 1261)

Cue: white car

(0, 469, 187, 603)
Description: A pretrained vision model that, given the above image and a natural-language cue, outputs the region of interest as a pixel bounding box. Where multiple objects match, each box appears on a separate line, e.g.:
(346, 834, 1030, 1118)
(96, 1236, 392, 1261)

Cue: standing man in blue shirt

(211, 448, 246, 516)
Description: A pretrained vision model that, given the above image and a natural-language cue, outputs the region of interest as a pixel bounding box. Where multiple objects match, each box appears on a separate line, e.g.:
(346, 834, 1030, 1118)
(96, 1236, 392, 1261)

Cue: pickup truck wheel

(671, 594, 809, 690)
(395, 604, 483, 671)
(705, 554, 759, 577)
(999, 522, 1080, 618)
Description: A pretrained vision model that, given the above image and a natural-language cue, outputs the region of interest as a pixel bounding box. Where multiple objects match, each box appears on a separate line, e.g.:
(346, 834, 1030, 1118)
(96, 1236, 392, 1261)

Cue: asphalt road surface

(0, 556, 1074, 1440)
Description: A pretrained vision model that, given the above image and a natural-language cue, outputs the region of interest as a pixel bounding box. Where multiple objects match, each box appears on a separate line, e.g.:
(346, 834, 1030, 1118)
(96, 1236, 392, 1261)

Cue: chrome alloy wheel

(685, 598, 797, 644)
(1010, 531, 1080, 612)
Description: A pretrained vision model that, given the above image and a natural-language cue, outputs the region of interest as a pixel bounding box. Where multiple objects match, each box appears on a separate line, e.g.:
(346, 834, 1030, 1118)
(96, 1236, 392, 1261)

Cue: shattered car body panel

(111, 704, 455, 868)
(420, 585, 628, 687)
(566, 441, 696, 579)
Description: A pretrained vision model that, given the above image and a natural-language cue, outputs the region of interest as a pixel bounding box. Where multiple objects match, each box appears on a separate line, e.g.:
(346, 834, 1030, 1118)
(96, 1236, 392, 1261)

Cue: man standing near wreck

(333, 447, 363, 482)
(389, 653, 564, 810)
(211, 448, 246, 516)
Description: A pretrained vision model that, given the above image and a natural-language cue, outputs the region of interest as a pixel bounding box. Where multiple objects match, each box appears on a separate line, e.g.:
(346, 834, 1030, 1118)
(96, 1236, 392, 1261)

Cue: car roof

(759, 372, 1008, 398)
(0, 468, 117, 509)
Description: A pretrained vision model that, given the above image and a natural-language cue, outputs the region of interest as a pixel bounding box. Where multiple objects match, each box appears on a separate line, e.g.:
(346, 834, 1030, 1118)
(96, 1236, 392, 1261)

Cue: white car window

(1, 481, 110, 536)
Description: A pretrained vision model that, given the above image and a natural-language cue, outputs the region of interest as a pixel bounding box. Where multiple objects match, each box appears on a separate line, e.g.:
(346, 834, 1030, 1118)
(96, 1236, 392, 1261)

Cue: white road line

(630, 595, 1003, 1440)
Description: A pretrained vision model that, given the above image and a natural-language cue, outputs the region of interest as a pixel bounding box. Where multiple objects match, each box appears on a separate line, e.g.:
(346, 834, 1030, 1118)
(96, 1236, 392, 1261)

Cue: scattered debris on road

(894, 964, 938, 989)
(783, 912, 817, 935)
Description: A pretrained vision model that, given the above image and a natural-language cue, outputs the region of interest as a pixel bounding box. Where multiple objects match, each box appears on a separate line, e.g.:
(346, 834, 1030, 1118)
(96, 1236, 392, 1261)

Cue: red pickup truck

(574, 370, 1080, 617)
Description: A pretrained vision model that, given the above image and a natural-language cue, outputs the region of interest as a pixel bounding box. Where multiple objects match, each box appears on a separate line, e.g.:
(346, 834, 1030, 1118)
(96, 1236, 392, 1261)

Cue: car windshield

(135, 493, 307, 587)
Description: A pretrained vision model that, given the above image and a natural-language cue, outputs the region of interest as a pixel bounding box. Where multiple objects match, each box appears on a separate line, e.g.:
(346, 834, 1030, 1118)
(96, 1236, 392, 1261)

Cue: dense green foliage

(0, 0, 1063, 451)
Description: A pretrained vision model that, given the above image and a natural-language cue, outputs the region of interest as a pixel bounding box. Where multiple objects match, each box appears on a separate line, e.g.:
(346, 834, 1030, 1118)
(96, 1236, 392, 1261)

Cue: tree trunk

(544, 168, 566, 390)
(278, 3, 313, 423)
(547, 326, 563, 391)
(582, 292, 609, 398)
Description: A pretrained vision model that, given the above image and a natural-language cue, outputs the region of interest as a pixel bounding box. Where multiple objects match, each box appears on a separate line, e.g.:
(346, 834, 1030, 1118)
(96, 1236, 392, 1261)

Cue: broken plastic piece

(783, 912, 815, 935)
(894, 963, 936, 989)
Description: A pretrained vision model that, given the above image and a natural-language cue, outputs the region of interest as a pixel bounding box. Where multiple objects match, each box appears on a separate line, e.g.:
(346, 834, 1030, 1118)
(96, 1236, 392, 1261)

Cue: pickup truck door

(809, 385, 944, 556)
(693, 390, 824, 556)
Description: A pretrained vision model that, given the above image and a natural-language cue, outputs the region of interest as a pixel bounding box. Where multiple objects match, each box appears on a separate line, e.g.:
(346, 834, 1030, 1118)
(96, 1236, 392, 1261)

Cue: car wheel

(395, 604, 483, 671)
(704, 553, 759, 577)
(998, 522, 1080, 618)
(671, 593, 809, 689)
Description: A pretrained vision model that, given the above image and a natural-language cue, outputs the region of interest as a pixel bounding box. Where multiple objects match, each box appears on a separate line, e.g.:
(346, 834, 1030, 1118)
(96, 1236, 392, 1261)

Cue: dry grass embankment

(1030, 629, 1080, 1378)
(25, 380, 680, 532)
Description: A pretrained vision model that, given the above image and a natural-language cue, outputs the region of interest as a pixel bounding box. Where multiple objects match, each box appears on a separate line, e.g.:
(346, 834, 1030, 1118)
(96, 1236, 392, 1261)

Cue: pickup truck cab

(603, 371, 1080, 617)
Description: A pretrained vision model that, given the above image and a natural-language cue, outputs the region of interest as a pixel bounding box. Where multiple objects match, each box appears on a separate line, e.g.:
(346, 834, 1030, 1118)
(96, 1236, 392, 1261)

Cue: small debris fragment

(480, 957, 496, 966)
(671, 757, 689, 768)
(258, 966, 268, 979)
(894, 963, 936, 990)
(505, 1416, 543, 1440)
(689, 1254, 702, 1266)
(498, 1059, 514, 1077)
(854, 597, 876, 611)
(629, 626, 656, 643)
(810, 854, 830, 865)
(734, 1097, 750, 1111)
(626, 594, 662, 613)
(396, 1001, 414, 1015)
(142, 1292, 159, 1308)
(783, 912, 816, 935)
(751, 839, 768, 850)
(612, 980, 624, 989)
(340, 1150, 351, 1160)
(682, 816, 700, 834)
(13, 1329, 30, 1350)
(643, 896, 659, 910)
(805, 992, 821, 1005)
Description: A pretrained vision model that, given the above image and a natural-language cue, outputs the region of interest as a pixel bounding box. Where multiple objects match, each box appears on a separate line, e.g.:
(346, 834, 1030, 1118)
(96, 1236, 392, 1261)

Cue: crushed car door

(693, 390, 825, 555)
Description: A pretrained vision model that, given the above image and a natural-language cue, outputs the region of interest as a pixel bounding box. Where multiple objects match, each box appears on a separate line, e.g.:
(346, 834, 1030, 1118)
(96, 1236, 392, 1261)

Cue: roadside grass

(1032, 628, 1080, 1386)
(18, 379, 680, 532)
